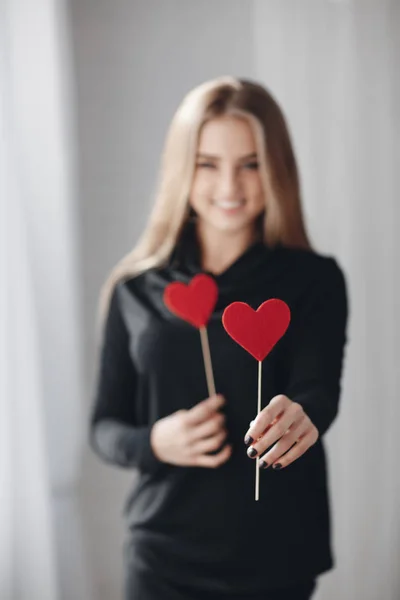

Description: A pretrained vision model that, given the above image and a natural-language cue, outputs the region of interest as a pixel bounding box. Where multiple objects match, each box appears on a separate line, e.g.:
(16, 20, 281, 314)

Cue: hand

(244, 394, 319, 470)
(150, 394, 232, 468)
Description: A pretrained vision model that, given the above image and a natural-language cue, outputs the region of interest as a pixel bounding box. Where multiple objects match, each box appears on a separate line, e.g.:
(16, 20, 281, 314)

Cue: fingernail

(244, 435, 253, 446)
(259, 460, 269, 469)
(247, 447, 257, 458)
(272, 463, 282, 470)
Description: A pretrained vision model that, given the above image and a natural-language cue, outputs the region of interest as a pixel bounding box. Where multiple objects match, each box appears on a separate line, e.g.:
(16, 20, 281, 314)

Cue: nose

(216, 166, 241, 201)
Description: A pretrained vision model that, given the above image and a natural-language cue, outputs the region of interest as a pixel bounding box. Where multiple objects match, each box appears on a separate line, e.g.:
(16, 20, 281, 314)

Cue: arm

(283, 257, 349, 437)
(89, 282, 164, 474)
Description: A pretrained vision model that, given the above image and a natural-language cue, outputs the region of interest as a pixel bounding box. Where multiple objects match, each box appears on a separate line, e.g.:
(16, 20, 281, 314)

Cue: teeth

(214, 200, 243, 209)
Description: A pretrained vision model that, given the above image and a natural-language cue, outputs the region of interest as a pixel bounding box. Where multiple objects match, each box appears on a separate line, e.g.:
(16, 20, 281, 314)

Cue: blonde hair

(96, 76, 312, 334)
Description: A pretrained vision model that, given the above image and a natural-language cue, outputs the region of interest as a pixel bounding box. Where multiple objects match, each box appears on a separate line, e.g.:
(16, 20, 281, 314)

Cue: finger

(246, 419, 273, 440)
(244, 394, 290, 444)
(186, 394, 225, 426)
(254, 420, 276, 440)
(258, 418, 309, 468)
(193, 443, 232, 468)
(190, 412, 225, 441)
(264, 430, 316, 470)
(191, 429, 227, 455)
(247, 404, 304, 459)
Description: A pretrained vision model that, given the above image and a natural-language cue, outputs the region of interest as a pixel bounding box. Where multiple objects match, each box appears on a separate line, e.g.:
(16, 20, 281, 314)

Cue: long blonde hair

(96, 76, 312, 334)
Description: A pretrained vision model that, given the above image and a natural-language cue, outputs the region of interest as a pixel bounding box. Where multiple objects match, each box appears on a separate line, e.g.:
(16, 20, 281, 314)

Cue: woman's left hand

(244, 394, 319, 470)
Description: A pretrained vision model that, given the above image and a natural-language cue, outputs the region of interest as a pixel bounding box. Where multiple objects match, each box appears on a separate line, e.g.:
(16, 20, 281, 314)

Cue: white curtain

(0, 11, 60, 596)
(254, 1, 400, 598)
(1, 0, 91, 598)
(0, 113, 59, 600)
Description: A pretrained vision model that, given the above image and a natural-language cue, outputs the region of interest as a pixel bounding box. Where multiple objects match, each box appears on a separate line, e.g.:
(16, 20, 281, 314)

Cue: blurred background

(2, 0, 400, 599)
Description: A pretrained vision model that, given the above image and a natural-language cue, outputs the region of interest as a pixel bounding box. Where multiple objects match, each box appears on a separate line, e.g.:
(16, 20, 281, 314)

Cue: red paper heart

(222, 299, 291, 361)
(164, 273, 218, 328)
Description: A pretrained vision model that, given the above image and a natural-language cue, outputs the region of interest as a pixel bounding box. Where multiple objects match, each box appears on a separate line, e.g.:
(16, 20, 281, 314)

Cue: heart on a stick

(222, 299, 291, 361)
(164, 273, 218, 328)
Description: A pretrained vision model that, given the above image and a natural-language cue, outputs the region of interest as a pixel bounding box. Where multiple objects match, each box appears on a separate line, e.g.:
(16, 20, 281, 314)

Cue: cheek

(190, 175, 213, 200)
(244, 180, 264, 204)
(245, 174, 263, 193)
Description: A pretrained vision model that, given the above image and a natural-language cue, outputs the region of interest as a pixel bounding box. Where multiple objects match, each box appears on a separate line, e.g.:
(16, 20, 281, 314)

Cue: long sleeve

(89, 282, 164, 474)
(283, 257, 349, 437)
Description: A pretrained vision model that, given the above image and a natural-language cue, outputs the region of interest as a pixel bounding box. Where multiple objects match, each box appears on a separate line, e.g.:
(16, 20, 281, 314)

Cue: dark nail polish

(244, 435, 254, 446)
(247, 447, 257, 458)
(259, 460, 269, 469)
(273, 463, 282, 470)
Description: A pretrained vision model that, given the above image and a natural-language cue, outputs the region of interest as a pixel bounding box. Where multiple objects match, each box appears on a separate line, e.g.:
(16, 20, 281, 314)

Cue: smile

(212, 199, 245, 210)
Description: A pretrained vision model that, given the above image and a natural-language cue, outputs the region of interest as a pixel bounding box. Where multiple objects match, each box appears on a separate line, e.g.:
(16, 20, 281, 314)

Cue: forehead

(197, 116, 257, 155)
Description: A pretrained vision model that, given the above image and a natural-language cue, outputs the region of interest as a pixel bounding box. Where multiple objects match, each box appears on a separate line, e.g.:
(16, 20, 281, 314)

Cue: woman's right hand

(150, 394, 232, 468)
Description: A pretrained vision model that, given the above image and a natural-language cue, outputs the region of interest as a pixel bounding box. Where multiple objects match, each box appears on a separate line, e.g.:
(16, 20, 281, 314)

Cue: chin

(205, 217, 255, 235)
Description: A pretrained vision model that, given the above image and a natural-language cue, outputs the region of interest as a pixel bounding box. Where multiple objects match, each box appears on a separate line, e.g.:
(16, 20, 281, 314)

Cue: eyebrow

(196, 152, 258, 161)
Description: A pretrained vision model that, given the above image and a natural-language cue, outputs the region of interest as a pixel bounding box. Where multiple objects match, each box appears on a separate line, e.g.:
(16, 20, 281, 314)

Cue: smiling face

(189, 115, 266, 238)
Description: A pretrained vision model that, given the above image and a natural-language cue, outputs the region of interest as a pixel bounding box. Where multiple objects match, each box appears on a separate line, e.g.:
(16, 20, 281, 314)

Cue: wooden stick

(255, 360, 262, 501)
(199, 326, 216, 397)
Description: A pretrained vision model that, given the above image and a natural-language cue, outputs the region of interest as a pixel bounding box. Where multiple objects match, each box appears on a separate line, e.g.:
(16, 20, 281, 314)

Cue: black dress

(89, 228, 349, 599)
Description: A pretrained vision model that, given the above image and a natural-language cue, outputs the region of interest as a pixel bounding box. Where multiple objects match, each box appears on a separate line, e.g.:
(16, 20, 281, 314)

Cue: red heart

(222, 299, 291, 361)
(164, 273, 218, 328)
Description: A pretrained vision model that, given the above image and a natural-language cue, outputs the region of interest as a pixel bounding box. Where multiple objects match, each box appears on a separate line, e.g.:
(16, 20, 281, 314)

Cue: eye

(196, 162, 216, 169)
(243, 162, 259, 170)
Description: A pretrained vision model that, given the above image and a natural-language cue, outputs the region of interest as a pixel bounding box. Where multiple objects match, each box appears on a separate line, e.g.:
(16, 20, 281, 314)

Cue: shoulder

(113, 267, 165, 321)
(278, 246, 347, 291)
(275, 247, 349, 321)
(103, 276, 144, 329)
(272, 249, 349, 343)
(115, 270, 151, 303)
(117, 265, 161, 294)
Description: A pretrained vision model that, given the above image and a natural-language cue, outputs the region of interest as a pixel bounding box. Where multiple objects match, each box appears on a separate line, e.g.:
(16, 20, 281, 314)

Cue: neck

(195, 222, 260, 276)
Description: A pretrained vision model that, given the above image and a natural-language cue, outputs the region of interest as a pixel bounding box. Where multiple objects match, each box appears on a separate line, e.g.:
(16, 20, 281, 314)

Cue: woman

(89, 76, 349, 600)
